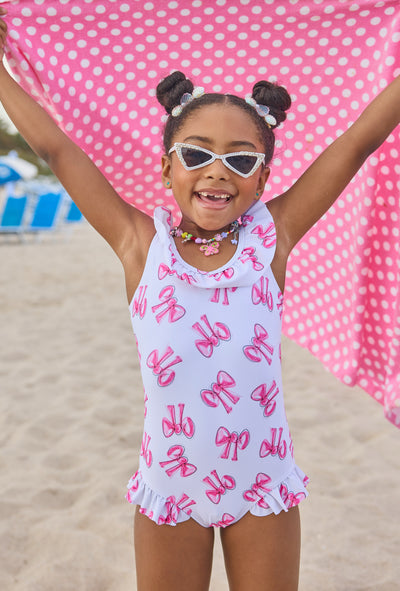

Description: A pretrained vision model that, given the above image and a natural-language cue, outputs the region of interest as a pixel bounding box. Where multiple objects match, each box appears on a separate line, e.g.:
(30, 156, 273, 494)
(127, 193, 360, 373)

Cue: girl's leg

(134, 506, 215, 591)
(220, 507, 301, 591)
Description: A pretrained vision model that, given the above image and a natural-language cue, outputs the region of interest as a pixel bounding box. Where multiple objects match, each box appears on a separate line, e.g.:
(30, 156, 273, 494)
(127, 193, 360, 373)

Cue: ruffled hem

(126, 471, 193, 526)
(126, 466, 309, 528)
(248, 465, 309, 518)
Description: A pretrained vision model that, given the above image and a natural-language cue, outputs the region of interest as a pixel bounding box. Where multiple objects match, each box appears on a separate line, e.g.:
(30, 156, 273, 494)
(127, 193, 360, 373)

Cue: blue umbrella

(0, 152, 38, 186)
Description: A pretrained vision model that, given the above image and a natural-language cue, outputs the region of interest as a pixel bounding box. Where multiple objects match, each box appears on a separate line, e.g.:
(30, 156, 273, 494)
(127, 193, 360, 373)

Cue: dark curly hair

(156, 71, 291, 165)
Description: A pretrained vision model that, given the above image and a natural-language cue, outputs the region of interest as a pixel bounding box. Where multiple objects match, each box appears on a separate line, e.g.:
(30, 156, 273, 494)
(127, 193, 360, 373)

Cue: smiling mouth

(196, 191, 232, 203)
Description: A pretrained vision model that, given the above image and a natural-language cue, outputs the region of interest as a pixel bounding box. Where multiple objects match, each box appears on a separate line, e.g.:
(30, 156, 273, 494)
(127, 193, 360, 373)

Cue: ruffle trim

(248, 465, 309, 519)
(126, 466, 309, 528)
(126, 471, 195, 526)
(153, 200, 277, 289)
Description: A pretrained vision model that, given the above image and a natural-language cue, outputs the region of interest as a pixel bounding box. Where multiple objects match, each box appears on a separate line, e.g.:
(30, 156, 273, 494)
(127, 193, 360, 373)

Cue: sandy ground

(1, 223, 399, 591)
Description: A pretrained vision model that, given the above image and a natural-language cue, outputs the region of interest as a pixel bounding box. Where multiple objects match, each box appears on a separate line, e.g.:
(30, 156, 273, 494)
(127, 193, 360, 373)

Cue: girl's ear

(256, 166, 270, 199)
(161, 153, 172, 189)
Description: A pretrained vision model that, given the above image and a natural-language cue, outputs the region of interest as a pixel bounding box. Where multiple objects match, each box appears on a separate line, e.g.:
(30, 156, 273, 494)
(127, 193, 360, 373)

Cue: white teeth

(198, 191, 231, 200)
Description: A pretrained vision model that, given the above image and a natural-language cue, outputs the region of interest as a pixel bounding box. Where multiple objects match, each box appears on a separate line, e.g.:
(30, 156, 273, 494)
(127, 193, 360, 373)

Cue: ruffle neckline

(126, 467, 309, 528)
(153, 200, 277, 289)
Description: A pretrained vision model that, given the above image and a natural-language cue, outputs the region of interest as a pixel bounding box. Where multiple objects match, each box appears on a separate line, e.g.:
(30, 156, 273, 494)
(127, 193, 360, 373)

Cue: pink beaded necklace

(170, 220, 240, 256)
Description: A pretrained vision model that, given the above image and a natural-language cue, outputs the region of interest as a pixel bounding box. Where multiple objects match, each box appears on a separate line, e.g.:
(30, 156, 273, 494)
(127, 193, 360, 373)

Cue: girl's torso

(126, 200, 308, 527)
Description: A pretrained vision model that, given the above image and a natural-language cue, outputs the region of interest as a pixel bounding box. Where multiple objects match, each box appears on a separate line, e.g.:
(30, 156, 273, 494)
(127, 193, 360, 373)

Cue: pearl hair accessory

(171, 86, 205, 117)
(245, 95, 277, 128)
(168, 85, 276, 129)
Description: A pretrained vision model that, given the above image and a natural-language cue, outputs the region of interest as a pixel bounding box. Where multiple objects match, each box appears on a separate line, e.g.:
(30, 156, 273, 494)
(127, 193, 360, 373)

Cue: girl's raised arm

(0, 9, 153, 266)
(269, 76, 400, 256)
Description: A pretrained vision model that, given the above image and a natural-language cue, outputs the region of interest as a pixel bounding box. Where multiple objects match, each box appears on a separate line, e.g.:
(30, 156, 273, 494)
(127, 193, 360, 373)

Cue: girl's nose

(203, 158, 230, 180)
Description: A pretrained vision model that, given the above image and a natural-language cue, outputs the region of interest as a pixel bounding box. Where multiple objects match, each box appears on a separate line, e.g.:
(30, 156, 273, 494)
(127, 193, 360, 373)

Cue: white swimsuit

(126, 200, 308, 527)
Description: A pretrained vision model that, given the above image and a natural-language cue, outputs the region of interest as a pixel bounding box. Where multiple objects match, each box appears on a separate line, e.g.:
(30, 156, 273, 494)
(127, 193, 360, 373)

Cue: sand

(1, 222, 399, 591)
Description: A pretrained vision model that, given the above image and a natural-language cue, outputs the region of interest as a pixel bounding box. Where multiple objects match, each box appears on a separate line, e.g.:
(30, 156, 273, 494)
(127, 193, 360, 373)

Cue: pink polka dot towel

(2, 0, 400, 426)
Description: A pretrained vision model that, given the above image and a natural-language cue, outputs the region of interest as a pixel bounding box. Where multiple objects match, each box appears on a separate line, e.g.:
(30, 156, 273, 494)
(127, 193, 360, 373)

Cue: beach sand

(1, 223, 399, 591)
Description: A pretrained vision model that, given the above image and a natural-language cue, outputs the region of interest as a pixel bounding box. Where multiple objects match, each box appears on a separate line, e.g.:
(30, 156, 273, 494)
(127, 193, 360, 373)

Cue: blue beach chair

(64, 199, 84, 224)
(27, 192, 63, 232)
(0, 194, 28, 235)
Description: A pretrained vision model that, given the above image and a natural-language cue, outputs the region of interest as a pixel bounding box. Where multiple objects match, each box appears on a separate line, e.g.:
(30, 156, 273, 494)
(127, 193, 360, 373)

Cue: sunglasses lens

(226, 154, 258, 175)
(180, 146, 212, 168)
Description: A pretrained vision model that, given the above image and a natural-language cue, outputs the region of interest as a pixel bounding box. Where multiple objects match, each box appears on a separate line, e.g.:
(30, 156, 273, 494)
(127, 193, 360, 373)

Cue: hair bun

(251, 80, 291, 128)
(156, 71, 194, 115)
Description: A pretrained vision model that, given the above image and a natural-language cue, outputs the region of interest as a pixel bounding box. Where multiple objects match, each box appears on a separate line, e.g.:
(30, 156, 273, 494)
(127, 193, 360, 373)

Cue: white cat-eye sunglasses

(169, 142, 266, 178)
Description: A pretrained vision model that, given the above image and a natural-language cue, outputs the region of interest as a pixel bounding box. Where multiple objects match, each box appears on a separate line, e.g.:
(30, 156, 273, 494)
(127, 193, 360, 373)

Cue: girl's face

(161, 103, 270, 236)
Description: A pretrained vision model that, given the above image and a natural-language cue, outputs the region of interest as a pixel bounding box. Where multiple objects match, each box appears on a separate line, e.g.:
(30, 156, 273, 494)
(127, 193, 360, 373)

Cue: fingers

(0, 6, 7, 49)
(0, 25, 7, 46)
(0, 8, 7, 34)
(0, 21, 7, 62)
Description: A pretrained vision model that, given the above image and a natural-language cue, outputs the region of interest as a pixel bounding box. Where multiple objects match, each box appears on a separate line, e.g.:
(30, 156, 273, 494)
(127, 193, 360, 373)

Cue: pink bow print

(162, 404, 195, 438)
(151, 285, 186, 323)
(203, 469, 236, 504)
(140, 432, 153, 467)
(146, 346, 182, 387)
(243, 324, 274, 364)
(210, 267, 235, 281)
(210, 286, 237, 306)
(139, 507, 154, 520)
(215, 427, 250, 461)
(192, 314, 231, 358)
(157, 494, 196, 525)
(238, 247, 264, 271)
(158, 263, 196, 285)
(259, 427, 287, 460)
(168, 244, 178, 266)
(158, 263, 173, 280)
(251, 381, 279, 417)
(159, 445, 197, 478)
(210, 513, 235, 528)
(134, 333, 142, 360)
(162, 206, 173, 226)
(251, 276, 273, 309)
(251, 222, 276, 249)
(277, 291, 283, 318)
(201, 371, 239, 414)
(131, 284, 147, 319)
(126, 472, 140, 503)
(280, 484, 306, 509)
(241, 214, 254, 227)
(243, 472, 272, 508)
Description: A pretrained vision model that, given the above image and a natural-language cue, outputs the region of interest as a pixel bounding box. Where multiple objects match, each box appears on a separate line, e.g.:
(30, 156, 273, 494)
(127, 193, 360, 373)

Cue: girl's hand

(0, 7, 7, 63)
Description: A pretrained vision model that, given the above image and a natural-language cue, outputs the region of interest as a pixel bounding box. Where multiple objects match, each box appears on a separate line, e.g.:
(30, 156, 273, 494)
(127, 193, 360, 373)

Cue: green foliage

(0, 119, 52, 176)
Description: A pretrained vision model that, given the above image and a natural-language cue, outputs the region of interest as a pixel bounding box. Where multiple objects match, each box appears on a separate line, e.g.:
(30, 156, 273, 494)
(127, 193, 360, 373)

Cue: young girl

(1, 8, 399, 591)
